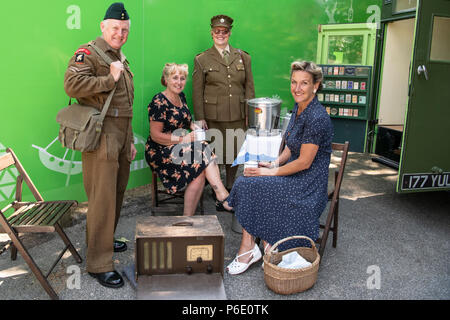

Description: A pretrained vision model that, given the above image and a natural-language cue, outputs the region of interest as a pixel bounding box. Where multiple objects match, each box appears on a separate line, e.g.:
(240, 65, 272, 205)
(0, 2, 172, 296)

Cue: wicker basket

(263, 235, 320, 295)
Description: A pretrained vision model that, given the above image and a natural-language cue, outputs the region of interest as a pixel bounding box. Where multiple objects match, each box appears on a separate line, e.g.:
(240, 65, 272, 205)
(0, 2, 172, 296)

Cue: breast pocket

(97, 61, 111, 77)
(205, 65, 220, 83)
(236, 64, 245, 71)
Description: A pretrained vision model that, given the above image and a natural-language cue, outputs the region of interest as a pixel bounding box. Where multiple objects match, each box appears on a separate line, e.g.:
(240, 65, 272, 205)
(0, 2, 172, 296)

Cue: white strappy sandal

(226, 244, 262, 275)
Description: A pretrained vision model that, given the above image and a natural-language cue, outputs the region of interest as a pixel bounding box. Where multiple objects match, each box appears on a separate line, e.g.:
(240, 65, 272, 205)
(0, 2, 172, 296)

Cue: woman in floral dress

(145, 63, 233, 216)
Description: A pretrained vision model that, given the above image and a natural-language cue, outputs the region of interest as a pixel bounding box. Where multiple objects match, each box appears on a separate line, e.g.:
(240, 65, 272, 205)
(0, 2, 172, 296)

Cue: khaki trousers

(82, 117, 132, 273)
(207, 119, 246, 189)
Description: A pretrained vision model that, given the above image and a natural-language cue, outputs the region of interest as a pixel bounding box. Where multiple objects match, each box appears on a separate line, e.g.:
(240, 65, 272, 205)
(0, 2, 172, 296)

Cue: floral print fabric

(145, 92, 215, 194)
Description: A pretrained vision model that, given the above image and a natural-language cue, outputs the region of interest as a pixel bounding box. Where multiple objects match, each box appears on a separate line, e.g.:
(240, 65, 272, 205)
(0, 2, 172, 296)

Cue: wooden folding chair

(317, 141, 350, 258)
(0, 148, 82, 300)
(150, 171, 204, 215)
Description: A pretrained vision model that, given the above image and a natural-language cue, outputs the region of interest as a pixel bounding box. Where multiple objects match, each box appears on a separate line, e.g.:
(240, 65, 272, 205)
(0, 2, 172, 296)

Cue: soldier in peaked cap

(63, 2, 135, 289)
(192, 14, 255, 192)
(210, 14, 234, 29)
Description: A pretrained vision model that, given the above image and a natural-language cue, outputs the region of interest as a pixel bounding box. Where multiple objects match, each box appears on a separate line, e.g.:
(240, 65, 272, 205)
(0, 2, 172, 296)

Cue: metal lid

(247, 97, 282, 107)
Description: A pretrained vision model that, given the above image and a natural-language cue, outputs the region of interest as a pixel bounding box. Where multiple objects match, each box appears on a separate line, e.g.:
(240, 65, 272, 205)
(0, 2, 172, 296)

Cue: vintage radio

(135, 215, 224, 277)
(135, 215, 226, 300)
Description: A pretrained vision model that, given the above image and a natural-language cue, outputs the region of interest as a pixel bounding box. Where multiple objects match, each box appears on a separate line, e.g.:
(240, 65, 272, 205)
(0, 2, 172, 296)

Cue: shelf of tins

(318, 65, 372, 120)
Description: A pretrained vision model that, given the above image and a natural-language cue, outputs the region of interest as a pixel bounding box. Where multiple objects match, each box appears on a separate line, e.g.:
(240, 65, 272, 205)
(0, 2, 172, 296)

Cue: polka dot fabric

(227, 96, 333, 251)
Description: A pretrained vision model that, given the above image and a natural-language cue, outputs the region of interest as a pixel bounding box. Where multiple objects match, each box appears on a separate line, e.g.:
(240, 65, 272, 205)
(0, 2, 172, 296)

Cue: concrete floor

(1, 151, 449, 301)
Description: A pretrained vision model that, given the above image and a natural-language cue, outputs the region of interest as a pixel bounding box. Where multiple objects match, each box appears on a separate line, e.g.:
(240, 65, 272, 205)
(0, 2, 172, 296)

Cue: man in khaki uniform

(193, 15, 255, 190)
(63, 2, 136, 288)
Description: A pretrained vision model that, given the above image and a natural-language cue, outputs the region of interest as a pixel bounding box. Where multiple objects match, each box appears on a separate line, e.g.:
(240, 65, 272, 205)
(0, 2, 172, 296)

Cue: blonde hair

(161, 63, 189, 86)
(290, 61, 323, 91)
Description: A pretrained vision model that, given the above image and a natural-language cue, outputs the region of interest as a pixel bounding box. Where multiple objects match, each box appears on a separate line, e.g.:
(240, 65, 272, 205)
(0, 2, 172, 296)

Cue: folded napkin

(277, 251, 312, 269)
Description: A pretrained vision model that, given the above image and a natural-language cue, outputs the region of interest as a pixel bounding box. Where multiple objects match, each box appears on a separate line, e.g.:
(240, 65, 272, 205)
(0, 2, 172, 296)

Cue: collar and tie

(223, 50, 230, 64)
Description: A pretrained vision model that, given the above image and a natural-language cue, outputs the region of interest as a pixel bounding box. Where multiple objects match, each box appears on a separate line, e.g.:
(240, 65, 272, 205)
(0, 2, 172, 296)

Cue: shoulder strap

(84, 41, 117, 121)
(88, 41, 114, 65)
(237, 49, 244, 61)
(98, 86, 117, 123)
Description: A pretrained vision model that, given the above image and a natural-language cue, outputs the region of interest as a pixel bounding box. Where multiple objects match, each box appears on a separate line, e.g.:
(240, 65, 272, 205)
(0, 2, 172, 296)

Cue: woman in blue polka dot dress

(225, 61, 333, 275)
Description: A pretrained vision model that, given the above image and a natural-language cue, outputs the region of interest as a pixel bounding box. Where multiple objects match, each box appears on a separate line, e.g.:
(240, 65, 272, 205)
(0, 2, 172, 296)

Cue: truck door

(398, 0, 450, 192)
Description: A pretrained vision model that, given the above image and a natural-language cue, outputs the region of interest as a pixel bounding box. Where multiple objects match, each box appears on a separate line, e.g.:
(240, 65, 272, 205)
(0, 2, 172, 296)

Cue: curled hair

(290, 61, 323, 91)
(161, 63, 189, 87)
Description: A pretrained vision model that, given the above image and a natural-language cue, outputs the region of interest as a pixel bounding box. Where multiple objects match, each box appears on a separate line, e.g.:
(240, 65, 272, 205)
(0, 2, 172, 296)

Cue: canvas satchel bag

(56, 42, 117, 152)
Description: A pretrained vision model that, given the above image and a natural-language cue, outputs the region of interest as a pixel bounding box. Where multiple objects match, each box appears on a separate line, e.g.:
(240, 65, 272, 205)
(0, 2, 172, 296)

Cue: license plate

(401, 172, 450, 190)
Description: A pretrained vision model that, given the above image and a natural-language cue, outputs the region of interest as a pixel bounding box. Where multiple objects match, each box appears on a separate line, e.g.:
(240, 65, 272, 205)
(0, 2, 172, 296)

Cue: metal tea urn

(231, 97, 283, 234)
(247, 97, 282, 131)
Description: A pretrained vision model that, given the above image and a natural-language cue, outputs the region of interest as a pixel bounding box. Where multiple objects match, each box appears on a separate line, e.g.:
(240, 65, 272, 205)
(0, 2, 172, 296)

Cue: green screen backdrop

(0, 0, 381, 208)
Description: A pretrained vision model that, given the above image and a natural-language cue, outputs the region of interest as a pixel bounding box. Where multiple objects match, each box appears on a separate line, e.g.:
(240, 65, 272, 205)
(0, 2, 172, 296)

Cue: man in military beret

(64, 2, 135, 289)
(192, 14, 255, 193)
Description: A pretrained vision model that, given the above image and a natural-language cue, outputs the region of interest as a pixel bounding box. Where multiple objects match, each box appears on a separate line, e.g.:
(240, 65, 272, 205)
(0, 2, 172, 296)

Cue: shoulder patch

(75, 48, 91, 55)
(75, 53, 85, 64)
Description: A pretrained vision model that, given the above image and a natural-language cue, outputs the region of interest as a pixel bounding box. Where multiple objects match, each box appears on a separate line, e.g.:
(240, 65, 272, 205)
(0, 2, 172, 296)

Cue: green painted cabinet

(316, 23, 377, 152)
(318, 64, 372, 152)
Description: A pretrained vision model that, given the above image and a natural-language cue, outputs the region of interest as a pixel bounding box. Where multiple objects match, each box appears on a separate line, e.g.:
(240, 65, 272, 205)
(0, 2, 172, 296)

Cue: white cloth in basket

(277, 251, 311, 269)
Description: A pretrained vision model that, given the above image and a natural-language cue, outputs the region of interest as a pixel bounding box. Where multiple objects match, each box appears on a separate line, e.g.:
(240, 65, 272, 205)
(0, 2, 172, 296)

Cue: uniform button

(228, 75, 231, 78)
(229, 84, 232, 87)
(227, 66, 230, 69)
(230, 94, 232, 97)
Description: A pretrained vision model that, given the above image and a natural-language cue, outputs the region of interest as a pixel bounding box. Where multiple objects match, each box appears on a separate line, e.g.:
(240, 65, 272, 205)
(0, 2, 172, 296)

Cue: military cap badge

(210, 14, 233, 29)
